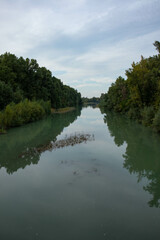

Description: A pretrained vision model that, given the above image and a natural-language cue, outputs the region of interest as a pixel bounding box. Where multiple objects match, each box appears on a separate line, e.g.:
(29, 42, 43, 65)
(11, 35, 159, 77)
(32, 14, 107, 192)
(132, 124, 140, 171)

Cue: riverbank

(100, 42, 160, 134)
(0, 100, 51, 134)
(0, 105, 77, 134)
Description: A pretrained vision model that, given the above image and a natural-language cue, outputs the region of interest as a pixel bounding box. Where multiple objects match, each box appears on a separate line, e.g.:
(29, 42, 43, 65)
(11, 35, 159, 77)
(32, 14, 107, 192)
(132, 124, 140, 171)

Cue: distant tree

(153, 41, 160, 54)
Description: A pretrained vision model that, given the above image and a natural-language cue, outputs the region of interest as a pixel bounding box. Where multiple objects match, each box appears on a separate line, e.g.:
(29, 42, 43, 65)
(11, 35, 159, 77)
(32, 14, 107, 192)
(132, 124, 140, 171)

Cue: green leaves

(0, 52, 82, 111)
(0, 81, 14, 109)
(0, 99, 51, 130)
(153, 41, 160, 54)
(103, 41, 160, 132)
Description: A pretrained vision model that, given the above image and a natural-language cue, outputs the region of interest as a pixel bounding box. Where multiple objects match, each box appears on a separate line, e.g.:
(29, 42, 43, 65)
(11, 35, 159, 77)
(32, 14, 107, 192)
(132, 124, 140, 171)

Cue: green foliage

(141, 106, 155, 126)
(38, 100, 51, 115)
(153, 41, 160, 54)
(105, 76, 129, 112)
(152, 109, 160, 132)
(13, 88, 23, 104)
(82, 97, 100, 106)
(0, 111, 4, 130)
(127, 107, 141, 121)
(0, 100, 50, 130)
(0, 81, 14, 109)
(0, 52, 82, 111)
(103, 41, 160, 133)
(99, 94, 107, 107)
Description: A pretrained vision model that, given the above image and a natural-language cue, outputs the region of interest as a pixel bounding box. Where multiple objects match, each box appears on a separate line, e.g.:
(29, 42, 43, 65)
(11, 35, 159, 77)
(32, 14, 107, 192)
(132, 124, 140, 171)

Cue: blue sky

(0, 0, 160, 97)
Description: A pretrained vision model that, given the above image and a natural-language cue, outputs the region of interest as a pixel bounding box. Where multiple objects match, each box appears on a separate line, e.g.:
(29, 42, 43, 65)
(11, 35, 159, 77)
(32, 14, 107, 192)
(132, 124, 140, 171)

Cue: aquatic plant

(19, 133, 95, 159)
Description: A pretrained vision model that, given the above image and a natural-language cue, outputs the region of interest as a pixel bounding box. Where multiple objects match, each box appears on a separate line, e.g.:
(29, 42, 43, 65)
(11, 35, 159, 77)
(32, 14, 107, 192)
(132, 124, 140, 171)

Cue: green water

(0, 107, 160, 240)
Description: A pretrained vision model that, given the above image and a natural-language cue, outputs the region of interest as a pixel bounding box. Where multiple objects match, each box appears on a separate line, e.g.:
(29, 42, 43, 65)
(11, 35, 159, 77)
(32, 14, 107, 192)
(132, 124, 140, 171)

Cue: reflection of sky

(0, 107, 160, 239)
(57, 107, 128, 168)
(0, 0, 160, 97)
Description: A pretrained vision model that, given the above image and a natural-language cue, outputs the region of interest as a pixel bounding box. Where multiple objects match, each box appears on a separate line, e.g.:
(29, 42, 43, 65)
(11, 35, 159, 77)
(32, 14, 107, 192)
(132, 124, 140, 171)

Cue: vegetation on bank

(82, 97, 100, 106)
(0, 100, 51, 132)
(100, 41, 160, 133)
(0, 107, 82, 174)
(0, 52, 81, 110)
(0, 52, 82, 132)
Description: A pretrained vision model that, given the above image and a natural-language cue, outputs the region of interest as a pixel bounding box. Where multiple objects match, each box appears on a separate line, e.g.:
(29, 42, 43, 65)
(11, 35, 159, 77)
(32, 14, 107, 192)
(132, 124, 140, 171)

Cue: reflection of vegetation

(20, 133, 95, 159)
(103, 110, 160, 208)
(0, 107, 81, 174)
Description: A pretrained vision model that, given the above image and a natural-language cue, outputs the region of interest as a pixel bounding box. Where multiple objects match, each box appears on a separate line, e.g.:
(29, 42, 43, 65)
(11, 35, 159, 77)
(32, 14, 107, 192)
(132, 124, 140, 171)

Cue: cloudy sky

(0, 0, 160, 97)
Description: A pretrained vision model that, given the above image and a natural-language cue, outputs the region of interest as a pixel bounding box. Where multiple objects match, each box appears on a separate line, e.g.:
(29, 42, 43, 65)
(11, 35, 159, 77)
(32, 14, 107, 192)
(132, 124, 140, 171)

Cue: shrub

(152, 108, 160, 132)
(127, 107, 141, 121)
(0, 81, 14, 110)
(38, 100, 51, 115)
(0, 112, 4, 129)
(0, 99, 51, 130)
(3, 104, 14, 127)
(141, 106, 155, 126)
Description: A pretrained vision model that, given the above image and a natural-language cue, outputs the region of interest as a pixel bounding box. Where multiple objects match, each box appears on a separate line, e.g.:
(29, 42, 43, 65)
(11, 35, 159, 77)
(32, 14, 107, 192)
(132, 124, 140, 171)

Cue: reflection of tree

(104, 110, 160, 208)
(21, 133, 94, 160)
(0, 107, 82, 174)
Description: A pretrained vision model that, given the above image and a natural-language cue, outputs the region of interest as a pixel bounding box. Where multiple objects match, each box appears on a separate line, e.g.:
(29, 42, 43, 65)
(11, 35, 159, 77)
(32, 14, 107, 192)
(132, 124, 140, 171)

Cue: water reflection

(0, 107, 81, 174)
(103, 110, 160, 208)
(20, 133, 95, 159)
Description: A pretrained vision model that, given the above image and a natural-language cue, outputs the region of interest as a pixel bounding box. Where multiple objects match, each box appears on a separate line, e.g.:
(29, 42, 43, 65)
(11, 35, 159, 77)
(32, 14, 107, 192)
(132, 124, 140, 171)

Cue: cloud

(76, 83, 100, 88)
(0, 0, 160, 97)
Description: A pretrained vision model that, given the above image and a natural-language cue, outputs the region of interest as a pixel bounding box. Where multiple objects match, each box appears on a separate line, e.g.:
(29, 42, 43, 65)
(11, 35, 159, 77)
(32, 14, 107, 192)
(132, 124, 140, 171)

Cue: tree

(0, 52, 82, 110)
(153, 41, 160, 54)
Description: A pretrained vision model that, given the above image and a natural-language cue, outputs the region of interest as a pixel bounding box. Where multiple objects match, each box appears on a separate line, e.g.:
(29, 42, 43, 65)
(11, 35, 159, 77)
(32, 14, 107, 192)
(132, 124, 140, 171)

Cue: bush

(0, 112, 4, 129)
(3, 104, 15, 127)
(0, 99, 51, 130)
(38, 100, 51, 115)
(127, 107, 141, 121)
(152, 109, 160, 132)
(141, 106, 155, 126)
(0, 81, 14, 110)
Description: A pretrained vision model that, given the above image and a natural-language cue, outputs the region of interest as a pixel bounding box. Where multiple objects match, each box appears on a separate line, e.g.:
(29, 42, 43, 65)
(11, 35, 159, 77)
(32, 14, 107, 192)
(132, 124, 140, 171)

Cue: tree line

(100, 41, 160, 132)
(82, 97, 100, 105)
(0, 53, 82, 131)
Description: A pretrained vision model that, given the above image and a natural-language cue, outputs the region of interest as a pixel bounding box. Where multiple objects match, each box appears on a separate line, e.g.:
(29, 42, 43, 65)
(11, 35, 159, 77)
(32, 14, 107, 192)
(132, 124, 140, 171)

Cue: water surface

(0, 107, 160, 240)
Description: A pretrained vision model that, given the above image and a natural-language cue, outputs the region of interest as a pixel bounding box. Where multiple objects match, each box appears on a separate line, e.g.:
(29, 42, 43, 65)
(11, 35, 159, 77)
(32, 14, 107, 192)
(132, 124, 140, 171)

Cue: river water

(0, 106, 160, 240)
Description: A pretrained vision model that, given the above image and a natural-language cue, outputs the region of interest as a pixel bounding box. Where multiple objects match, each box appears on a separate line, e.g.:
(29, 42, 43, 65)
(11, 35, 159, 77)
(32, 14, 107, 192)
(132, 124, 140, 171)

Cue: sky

(0, 0, 160, 97)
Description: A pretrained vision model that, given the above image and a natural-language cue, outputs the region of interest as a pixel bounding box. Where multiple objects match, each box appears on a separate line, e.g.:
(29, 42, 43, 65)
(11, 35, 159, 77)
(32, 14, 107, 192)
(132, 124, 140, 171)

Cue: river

(0, 106, 160, 240)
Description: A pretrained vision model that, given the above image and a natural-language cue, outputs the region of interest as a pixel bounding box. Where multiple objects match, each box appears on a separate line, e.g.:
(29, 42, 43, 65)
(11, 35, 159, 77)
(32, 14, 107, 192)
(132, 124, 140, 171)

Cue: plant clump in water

(19, 133, 95, 159)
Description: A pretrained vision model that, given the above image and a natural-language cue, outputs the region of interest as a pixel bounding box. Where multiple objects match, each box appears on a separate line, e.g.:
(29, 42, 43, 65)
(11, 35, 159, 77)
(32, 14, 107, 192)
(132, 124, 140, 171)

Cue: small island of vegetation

(100, 41, 160, 133)
(0, 53, 82, 133)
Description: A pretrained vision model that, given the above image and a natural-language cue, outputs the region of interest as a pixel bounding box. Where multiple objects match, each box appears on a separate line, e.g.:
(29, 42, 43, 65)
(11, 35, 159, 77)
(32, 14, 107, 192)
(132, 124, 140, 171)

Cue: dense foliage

(0, 100, 51, 130)
(82, 97, 100, 105)
(0, 52, 82, 110)
(101, 41, 160, 132)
